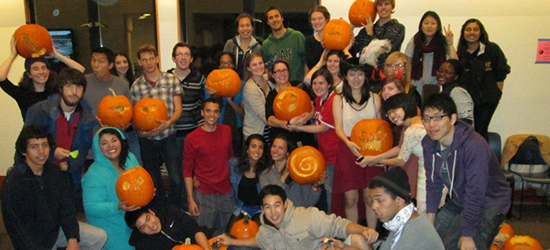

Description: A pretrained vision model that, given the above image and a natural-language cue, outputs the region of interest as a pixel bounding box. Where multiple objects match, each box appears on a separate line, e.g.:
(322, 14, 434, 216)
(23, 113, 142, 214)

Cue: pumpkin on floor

(208, 238, 228, 250)
(230, 212, 260, 239)
(14, 24, 53, 58)
(98, 88, 132, 128)
(502, 235, 543, 250)
(273, 86, 312, 121)
(350, 119, 393, 156)
(115, 167, 155, 207)
(348, 0, 376, 27)
(172, 238, 203, 250)
(323, 19, 352, 51)
(132, 98, 168, 131)
(288, 146, 326, 185)
(492, 222, 516, 249)
(206, 69, 242, 97)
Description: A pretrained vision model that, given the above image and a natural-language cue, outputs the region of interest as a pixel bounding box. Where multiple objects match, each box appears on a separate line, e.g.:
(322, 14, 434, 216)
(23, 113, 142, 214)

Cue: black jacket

(0, 162, 79, 250)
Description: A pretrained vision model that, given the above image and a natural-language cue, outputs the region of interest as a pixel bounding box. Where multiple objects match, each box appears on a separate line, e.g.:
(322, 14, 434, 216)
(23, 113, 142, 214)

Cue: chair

(503, 135, 550, 219)
(488, 132, 515, 219)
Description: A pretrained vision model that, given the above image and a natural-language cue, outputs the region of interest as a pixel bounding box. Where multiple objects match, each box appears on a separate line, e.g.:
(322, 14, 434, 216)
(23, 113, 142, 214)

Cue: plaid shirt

(130, 72, 183, 140)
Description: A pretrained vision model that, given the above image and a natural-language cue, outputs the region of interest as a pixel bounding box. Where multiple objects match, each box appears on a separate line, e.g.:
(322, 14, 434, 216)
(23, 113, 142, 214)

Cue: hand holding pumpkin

(9, 36, 17, 58)
(118, 200, 140, 212)
(345, 140, 362, 157)
(213, 234, 235, 246)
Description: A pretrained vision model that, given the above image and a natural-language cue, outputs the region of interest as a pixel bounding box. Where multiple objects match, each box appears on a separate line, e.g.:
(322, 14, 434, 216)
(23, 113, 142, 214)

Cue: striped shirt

(168, 69, 205, 135)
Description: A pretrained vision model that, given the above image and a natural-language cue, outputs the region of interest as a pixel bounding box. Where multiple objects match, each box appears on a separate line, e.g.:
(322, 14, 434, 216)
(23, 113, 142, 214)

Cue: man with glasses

(421, 94, 511, 250)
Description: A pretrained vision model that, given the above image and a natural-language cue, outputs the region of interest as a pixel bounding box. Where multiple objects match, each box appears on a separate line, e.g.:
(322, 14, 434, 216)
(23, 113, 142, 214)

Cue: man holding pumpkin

(130, 44, 184, 210)
(421, 94, 511, 250)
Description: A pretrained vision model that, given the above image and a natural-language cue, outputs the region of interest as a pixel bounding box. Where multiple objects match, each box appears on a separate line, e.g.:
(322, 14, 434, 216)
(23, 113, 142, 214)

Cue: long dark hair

(311, 68, 334, 102)
(111, 53, 135, 84)
(238, 134, 268, 176)
(263, 133, 296, 175)
(457, 19, 490, 59)
(412, 11, 446, 73)
(19, 69, 57, 94)
(342, 67, 371, 106)
(99, 128, 129, 169)
(326, 50, 346, 80)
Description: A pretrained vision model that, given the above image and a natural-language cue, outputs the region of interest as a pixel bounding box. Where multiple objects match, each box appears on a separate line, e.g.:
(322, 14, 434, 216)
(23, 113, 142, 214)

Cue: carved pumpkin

(230, 212, 260, 239)
(350, 119, 393, 156)
(172, 238, 203, 250)
(14, 24, 53, 58)
(323, 19, 352, 51)
(98, 88, 133, 128)
(500, 223, 515, 238)
(348, 0, 376, 27)
(503, 236, 543, 250)
(273, 86, 312, 121)
(132, 98, 168, 131)
(206, 69, 242, 97)
(208, 238, 228, 250)
(288, 146, 326, 184)
(492, 223, 516, 249)
(115, 167, 155, 207)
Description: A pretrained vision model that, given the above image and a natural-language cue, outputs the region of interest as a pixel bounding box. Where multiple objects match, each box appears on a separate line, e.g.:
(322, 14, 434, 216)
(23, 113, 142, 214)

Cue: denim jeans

(138, 134, 185, 210)
(51, 222, 107, 250)
(435, 201, 505, 250)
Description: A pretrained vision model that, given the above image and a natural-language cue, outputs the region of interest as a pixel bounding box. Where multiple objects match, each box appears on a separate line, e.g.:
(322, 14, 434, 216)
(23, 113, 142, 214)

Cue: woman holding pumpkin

(259, 133, 323, 207)
(405, 11, 457, 95)
(0, 35, 85, 120)
(332, 62, 382, 227)
(82, 127, 141, 250)
(242, 53, 274, 142)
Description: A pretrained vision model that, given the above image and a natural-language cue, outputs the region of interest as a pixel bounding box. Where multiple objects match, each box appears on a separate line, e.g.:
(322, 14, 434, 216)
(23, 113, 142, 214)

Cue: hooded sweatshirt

(82, 127, 140, 250)
(223, 35, 262, 79)
(261, 28, 306, 84)
(422, 120, 511, 237)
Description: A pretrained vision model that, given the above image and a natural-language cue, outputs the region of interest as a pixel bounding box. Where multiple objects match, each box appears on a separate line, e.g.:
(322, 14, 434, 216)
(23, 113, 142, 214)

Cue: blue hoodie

(422, 120, 511, 237)
(82, 127, 140, 250)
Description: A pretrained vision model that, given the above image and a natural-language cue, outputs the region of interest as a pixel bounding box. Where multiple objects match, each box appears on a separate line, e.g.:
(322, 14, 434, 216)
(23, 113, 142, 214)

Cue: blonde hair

(384, 51, 411, 92)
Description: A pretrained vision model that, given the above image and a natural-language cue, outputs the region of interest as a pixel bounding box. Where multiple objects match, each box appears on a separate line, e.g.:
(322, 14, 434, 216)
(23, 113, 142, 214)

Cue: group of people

(0, 0, 513, 250)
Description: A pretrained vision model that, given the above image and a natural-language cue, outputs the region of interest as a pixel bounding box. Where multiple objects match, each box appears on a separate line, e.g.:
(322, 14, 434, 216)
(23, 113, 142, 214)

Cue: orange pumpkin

(273, 86, 312, 121)
(350, 119, 393, 156)
(98, 88, 133, 128)
(115, 167, 155, 207)
(348, 0, 376, 27)
(206, 69, 242, 97)
(14, 24, 53, 58)
(208, 238, 228, 250)
(503, 236, 543, 250)
(172, 238, 203, 250)
(132, 98, 168, 131)
(492, 223, 516, 249)
(323, 19, 352, 51)
(230, 212, 260, 239)
(288, 146, 326, 184)
(500, 223, 515, 238)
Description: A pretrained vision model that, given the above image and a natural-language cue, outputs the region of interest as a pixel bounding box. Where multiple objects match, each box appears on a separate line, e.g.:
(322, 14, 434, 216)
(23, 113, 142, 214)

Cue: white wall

(1, 0, 549, 175)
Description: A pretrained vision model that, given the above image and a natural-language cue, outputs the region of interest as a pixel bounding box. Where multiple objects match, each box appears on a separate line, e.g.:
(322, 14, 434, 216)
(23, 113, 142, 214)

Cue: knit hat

(370, 167, 411, 203)
(24, 57, 49, 72)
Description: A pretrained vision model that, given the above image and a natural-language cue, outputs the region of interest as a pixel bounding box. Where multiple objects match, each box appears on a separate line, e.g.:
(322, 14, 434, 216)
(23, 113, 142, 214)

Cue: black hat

(341, 57, 371, 76)
(370, 167, 411, 203)
(24, 57, 49, 72)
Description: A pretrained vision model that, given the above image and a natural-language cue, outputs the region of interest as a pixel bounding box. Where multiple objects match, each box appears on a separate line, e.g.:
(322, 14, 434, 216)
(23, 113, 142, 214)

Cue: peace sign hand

(444, 24, 454, 46)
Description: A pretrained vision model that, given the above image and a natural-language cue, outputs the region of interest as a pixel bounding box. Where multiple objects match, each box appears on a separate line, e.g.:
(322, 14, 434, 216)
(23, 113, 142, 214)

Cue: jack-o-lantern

(230, 212, 260, 239)
(323, 19, 352, 51)
(172, 238, 203, 250)
(288, 146, 326, 184)
(208, 238, 228, 250)
(132, 98, 168, 131)
(115, 167, 154, 207)
(348, 0, 376, 27)
(273, 86, 312, 121)
(98, 88, 132, 128)
(503, 236, 543, 250)
(206, 69, 242, 97)
(350, 119, 393, 156)
(14, 24, 53, 58)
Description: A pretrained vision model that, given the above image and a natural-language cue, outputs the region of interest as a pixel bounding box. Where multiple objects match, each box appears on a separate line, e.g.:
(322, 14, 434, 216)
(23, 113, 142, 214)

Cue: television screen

(48, 29, 74, 58)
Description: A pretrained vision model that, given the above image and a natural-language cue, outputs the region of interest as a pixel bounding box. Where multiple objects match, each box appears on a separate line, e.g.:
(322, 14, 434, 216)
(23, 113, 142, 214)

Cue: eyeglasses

(386, 63, 405, 69)
(175, 52, 191, 58)
(422, 114, 448, 123)
(273, 69, 288, 74)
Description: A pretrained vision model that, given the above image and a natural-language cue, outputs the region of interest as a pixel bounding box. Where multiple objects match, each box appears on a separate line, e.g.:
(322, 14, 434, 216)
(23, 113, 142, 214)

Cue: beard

(62, 94, 81, 107)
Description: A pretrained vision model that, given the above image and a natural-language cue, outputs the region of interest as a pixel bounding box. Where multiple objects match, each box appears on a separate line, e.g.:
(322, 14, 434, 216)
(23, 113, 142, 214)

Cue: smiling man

(421, 94, 511, 250)
(369, 167, 444, 250)
(183, 98, 234, 235)
(261, 6, 306, 85)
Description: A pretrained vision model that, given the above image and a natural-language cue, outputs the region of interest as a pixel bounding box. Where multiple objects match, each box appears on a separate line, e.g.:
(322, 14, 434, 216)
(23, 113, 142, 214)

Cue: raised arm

(0, 36, 18, 81)
(50, 42, 85, 73)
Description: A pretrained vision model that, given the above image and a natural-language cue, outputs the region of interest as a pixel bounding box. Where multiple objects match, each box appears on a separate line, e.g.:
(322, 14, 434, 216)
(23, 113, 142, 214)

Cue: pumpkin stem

(243, 212, 249, 224)
(184, 238, 191, 245)
(108, 88, 117, 96)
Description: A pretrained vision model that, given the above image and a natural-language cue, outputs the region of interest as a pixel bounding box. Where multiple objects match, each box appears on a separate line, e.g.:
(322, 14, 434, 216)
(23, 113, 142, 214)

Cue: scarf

(411, 36, 446, 81)
(383, 203, 415, 249)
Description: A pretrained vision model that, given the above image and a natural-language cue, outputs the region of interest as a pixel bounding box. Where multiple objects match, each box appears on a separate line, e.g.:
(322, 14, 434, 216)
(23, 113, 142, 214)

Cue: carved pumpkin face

(323, 19, 352, 51)
(350, 119, 393, 156)
(14, 24, 53, 58)
(132, 98, 168, 131)
(503, 236, 543, 250)
(98, 88, 133, 128)
(273, 86, 312, 121)
(348, 0, 377, 27)
(206, 69, 242, 97)
(288, 146, 326, 184)
(229, 214, 260, 239)
(115, 167, 155, 207)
